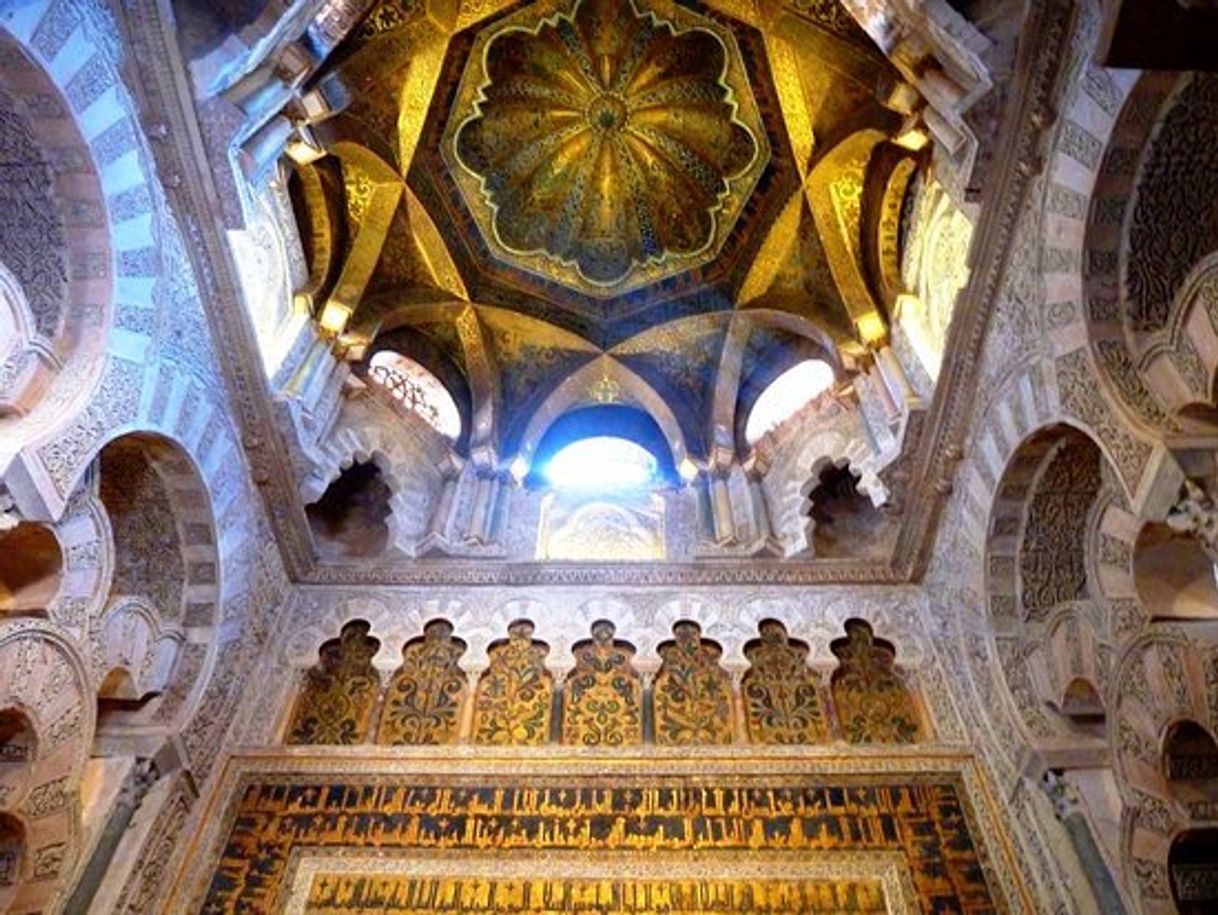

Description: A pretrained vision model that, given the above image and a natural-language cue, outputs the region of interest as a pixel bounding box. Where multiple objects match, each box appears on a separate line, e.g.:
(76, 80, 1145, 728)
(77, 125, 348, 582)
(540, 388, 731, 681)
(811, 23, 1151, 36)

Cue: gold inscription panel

(202, 774, 999, 912)
(305, 874, 888, 914)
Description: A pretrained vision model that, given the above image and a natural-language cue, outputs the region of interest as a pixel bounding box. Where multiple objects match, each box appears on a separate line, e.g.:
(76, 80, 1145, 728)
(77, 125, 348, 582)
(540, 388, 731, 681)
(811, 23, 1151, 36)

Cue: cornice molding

(300, 557, 910, 586)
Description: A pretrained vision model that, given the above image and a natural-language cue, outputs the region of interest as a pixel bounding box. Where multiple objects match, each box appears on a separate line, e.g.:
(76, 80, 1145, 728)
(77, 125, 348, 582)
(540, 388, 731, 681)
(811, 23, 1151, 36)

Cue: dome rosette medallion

(443, 0, 771, 298)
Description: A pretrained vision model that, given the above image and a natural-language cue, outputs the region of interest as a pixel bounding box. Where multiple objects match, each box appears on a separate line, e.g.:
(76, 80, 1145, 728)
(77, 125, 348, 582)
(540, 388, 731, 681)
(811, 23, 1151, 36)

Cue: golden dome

(446, 0, 769, 297)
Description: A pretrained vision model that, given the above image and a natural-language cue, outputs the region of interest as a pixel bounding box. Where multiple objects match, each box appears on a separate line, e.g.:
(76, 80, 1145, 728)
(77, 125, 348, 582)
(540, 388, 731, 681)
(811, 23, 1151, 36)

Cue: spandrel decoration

(445, 0, 769, 297)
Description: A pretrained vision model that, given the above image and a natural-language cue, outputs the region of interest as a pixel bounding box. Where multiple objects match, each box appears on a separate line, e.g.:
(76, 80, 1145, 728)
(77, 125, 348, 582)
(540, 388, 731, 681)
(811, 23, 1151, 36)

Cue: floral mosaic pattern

(562, 620, 642, 746)
(743, 620, 829, 744)
(830, 620, 922, 744)
(473, 621, 553, 745)
(376, 620, 467, 745)
(653, 621, 734, 745)
(285, 622, 381, 745)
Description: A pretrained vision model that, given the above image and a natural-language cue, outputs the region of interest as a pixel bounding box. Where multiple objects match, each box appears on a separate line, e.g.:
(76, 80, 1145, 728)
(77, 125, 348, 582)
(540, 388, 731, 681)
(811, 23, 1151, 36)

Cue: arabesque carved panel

(285, 622, 380, 745)
(830, 620, 922, 744)
(743, 620, 829, 744)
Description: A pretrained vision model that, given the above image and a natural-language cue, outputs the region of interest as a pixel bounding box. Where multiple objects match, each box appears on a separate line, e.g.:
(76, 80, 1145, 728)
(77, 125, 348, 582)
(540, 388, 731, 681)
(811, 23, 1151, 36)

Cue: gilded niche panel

(653, 621, 734, 745)
(376, 620, 466, 746)
(444, 0, 769, 297)
(830, 620, 922, 744)
(743, 619, 829, 744)
(203, 773, 1001, 912)
(305, 874, 888, 913)
(562, 620, 642, 746)
(285, 621, 381, 745)
(473, 620, 553, 745)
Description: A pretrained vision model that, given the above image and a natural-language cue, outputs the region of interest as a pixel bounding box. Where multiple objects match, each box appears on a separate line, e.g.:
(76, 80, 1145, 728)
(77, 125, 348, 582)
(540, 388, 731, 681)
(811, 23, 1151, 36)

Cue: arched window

(545, 437, 659, 491)
(532, 408, 674, 560)
(745, 359, 835, 444)
(368, 351, 461, 440)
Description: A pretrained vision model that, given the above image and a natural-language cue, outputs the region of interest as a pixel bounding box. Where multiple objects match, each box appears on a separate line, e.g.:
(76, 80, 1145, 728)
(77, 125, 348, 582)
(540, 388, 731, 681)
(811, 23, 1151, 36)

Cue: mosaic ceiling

(445, 0, 770, 296)
(293, 0, 913, 455)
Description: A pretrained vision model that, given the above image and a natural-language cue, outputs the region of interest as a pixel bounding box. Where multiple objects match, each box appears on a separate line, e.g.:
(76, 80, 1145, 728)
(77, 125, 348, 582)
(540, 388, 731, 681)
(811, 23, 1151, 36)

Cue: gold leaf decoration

(376, 619, 467, 746)
(653, 621, 734, 745)
(444, 0, 769, 297)
(830, 619, 922, 744)
(285, 621, 381, 745)
(562, 620, 642, 746)
(473, 620, 553, 745)
(743, 620, 829, 744)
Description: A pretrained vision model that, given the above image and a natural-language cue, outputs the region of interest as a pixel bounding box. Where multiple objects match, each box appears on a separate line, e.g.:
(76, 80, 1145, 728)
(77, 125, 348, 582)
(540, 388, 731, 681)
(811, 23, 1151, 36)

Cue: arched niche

(829, 618, 922, 744)
(0, 813, 25, 906)
(1055, 676, 1106, 726)
(0, 522, 61, 614)
(802, 461, 885, 558)
(92, 434, 220, 734)
(1163, 720, 1218, 801)
(984, 424, 1114, 743)
(1082, 71, 1218, 433)
(1134, 522, 1218, 620)
(305, 458, 393, 559)
(285, 620, 382, 745)
(1170, 828, 1218, 915)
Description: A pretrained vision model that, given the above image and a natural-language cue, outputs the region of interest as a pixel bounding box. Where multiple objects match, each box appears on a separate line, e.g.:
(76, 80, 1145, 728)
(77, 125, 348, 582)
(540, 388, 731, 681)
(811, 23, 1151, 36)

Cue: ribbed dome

(452, 0, 762, 290)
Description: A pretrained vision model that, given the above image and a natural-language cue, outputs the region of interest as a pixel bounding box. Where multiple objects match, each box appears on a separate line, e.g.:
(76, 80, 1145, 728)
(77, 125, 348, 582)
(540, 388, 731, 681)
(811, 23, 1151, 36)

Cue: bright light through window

(545, 437, 659, 490)
(745, 359, 835, 444)
(369, 351, 462, 440)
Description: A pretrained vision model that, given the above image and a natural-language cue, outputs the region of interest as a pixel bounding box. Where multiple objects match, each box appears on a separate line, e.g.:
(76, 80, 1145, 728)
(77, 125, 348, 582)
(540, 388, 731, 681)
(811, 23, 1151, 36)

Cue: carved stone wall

(4, 1, 1217, 914)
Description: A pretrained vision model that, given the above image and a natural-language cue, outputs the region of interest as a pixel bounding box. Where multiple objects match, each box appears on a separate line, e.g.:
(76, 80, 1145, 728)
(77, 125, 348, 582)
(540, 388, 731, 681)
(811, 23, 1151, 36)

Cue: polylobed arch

(305, 457, 393, 559)
(984, 423, 1117, 744)
(0, 623, 93, 913)
(1082, 70, 1218, 435)
(1113, 636, 1218, 913)
(0, 30, 112, 451)
(91, 433, 220, 735)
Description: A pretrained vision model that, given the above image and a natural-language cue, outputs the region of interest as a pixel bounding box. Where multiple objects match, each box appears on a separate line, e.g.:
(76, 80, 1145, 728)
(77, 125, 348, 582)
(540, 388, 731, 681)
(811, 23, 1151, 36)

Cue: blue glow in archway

(544, 436, 659, 490)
